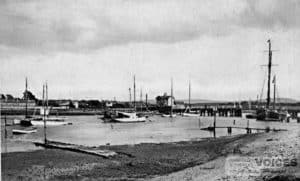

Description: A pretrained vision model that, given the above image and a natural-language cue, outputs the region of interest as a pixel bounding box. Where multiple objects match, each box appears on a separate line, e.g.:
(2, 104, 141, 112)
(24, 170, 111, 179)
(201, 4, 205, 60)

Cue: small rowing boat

(12, 127, 37, 134)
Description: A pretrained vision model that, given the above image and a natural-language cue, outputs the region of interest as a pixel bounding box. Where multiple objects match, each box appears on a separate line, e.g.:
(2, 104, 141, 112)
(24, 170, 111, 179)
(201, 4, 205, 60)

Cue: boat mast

(133, 75, 136, 110)
(188, 80, 191, 110)
(140, 88, 142, 111)
(43, 83, 47, 144)
(170, 78, 173, 116)
(25, 77, 28, 118)
(46, 82, 48, 117)
(129, 88, 131, 106)
(273, 75, 276, 110)
(145, 93, 148, 110)
(266, 39, 272, 109)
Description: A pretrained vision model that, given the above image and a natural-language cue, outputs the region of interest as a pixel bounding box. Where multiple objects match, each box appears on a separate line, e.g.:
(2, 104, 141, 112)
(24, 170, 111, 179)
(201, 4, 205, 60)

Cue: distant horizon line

(1, 92, 299, 103)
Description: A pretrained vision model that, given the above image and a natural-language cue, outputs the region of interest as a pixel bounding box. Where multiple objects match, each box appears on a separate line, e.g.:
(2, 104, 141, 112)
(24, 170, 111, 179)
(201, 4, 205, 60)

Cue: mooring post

(213, 107, 217, 138)
(246, 120, 251, 134)
(227, 127, 232, 135)
(213, 110, 216, 129)
(4, 115, 7, 138)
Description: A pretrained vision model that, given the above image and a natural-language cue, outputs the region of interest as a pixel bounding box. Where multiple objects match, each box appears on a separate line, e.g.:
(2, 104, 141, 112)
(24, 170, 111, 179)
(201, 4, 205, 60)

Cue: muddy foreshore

(2, 130, 299, 181)
(2, 134, 258, 181)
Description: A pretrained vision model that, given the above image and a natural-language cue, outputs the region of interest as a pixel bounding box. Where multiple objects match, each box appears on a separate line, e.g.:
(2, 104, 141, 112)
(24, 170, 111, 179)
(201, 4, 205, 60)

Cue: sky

(0, 0, 300, 101)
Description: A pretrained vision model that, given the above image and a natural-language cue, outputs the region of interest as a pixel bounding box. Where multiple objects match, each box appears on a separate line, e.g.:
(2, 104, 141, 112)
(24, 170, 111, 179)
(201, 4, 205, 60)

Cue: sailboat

(102, 75, 147, 123)
(162, 78, 176, 118)
(19, 77, 34, 126)
(182, 80, 199, 117)
(256, 40, 287, 121)
(30, 83, 70, 126)
(111, 111, 146, 123)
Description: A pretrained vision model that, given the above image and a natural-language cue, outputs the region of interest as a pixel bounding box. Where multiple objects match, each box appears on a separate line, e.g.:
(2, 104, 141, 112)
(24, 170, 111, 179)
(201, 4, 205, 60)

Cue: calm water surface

(1, 115, 299, 153)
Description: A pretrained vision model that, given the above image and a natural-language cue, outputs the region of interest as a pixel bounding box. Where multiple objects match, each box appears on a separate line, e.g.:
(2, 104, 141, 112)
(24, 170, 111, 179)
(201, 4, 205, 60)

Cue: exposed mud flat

(2, 134, 259, 180)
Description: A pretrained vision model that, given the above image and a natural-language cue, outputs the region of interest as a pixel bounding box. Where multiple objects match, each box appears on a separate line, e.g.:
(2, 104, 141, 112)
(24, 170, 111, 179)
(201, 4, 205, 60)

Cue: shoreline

(2, 128, 299, 181)
(150, 128, 300, 181)
(2, 133, 261, 180)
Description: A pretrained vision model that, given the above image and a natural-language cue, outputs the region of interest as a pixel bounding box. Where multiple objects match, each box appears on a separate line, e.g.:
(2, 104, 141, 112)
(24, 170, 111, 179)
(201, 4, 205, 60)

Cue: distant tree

(23, 90, 37, 101)
(0, 94, 5, 99)
(6, 94, 14, 100)
(86, 100, 102, 108)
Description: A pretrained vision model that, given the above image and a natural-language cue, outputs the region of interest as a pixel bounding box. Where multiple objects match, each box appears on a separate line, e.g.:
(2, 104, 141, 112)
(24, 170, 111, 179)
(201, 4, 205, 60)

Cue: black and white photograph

(1, 0, 300, 180)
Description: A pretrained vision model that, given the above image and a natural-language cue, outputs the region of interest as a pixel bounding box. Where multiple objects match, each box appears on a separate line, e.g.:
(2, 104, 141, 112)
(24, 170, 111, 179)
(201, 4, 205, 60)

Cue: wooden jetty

(34, 140, 117, 158)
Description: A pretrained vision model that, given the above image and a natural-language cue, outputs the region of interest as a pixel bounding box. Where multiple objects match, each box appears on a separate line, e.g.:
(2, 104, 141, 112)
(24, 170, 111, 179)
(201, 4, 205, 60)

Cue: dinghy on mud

(12, 127, 37, 134)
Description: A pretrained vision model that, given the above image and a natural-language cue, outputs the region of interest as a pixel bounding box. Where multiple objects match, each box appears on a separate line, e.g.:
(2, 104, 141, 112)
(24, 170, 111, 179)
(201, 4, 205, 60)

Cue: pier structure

(196, 107, 242, 117)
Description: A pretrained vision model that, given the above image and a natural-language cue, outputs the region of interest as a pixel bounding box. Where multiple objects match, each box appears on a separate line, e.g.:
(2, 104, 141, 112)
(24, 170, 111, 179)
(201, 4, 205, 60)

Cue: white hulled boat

(112, 112, 146, 123)
(12, 127, 37, 134)
(182, 80, 199, 117)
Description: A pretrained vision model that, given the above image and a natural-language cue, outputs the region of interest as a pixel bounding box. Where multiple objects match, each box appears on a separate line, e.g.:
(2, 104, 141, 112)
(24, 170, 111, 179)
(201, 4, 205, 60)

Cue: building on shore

(0, 93, 36, 110)
(156, 93, 175, 107)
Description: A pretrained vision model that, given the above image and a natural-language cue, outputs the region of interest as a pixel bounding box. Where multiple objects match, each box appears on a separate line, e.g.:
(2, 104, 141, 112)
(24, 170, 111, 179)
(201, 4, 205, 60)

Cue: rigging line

(276, 82, 280, 103)
(259, 68, 267, 103)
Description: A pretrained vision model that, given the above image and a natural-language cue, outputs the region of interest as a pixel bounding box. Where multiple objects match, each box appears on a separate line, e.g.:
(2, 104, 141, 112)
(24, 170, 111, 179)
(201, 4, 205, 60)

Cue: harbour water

(1, 115, 299, 153)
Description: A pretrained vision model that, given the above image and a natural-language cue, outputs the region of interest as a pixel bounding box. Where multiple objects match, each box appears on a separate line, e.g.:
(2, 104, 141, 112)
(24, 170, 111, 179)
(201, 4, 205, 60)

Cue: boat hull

(12, 129, 37, 134)
(256, 109, 286, 121)
(20, 119, 33, 126)
(112, 117, 146, 123)
(31, 120, 70, 126)
(182, 113, 199, 117)
(162, 114, 177, 118)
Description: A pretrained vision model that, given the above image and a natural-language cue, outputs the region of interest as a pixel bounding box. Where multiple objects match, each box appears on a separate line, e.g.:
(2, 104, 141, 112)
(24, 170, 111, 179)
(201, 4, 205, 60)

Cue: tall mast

(46, 82, 48, 117)
(170, 78, 173, 116)
(273, 75, 276, 110)
(42, 84, 45, 108)
(43, 83, 47, 144)
(25, 77, 28, 118)
(145, 93, 148, 110)
(129, 88, 132, 105)
(140, 88, 143, 111)
(266, 39, 272, 109)
(188, 80, 191, 109)
(133, 75, 136, 110)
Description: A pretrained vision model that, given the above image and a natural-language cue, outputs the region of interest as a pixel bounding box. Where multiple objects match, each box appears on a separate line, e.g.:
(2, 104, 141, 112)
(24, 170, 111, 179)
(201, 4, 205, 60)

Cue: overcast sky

(0, 0, 300, 101)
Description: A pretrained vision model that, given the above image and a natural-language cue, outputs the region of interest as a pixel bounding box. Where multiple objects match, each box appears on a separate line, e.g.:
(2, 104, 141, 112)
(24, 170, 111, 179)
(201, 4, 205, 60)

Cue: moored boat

(12, 127, 37, 134)
(30, 119, 70, 126)
(112, 112, 146, 123)
(255, 40, 288, 122)
(182, 112, 199, 117)
(162, 114, 177, 118)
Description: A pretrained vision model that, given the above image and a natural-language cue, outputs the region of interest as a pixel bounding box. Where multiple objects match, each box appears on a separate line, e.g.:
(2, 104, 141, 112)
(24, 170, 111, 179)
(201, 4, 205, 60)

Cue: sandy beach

(2, 127, 299, 181)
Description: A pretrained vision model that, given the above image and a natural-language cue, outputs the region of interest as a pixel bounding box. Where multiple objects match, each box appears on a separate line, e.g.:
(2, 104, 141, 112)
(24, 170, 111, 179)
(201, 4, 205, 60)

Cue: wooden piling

(227, 127, 232, 134)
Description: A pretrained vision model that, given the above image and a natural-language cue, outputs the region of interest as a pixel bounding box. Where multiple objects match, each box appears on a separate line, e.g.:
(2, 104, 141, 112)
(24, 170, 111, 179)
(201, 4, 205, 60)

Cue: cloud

(241, 0, 300, 29)
(0, 0, 299, 53)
